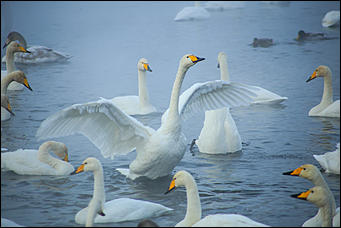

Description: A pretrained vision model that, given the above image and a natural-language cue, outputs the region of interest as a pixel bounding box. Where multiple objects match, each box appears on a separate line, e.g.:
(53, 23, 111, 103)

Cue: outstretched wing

(36, 98, 154, 159)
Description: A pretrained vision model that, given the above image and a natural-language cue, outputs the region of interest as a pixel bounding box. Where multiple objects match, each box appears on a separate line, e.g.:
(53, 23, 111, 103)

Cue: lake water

(1, 1, 340, 227)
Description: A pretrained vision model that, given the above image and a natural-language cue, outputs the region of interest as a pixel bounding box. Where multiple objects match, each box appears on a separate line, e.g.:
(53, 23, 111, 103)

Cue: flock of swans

(1, 4, 340, 226)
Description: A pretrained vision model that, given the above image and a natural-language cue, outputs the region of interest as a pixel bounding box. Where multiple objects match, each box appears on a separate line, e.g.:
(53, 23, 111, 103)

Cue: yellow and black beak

(19, 46, 31, 53)
(306, 71, 317, 82)
(63, 153, 69, 162)
(188, 55, 205, 64)
(291, 189, 311, 201)
(283, 167, 302, 176)
(144, 63, 152, 72)
(164, 178, 176, 194)
(3, 40, 10, 49)
(71, 164, 85, 175)
(24, 78, 33, 91)
(6, 102, 15, 116)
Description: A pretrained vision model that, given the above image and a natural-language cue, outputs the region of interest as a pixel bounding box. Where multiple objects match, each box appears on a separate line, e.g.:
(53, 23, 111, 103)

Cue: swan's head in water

(306, 65, 331, 82)
(5, 41, 31, 54)
(291, 186, 328, 208)
(217, 52, 227, 68)
(138, 58, 152, 72)
(3, 31, 27, 49)
(1, 95, 15, 116)
(6, 71, 33, 91)
(40, 141, 69, 162)
(165, 170, 194, 194)
(180, 54, 205, 70)
(71, 157, 101, 174)
(283, 164, 320, 181)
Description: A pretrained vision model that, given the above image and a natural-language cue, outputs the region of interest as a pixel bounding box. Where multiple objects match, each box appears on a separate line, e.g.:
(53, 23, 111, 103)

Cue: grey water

(1, 1, 340, 227)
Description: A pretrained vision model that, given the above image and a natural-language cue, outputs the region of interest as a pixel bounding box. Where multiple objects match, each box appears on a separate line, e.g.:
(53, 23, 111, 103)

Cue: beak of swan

(63, 153, 69, 162)
(24, 78, 33, 91)
(306, 71, 317, 82)
(144, 63, 152, 72)
(164, 178, 176, 194)
(283, 167, 302, 176)
(188, 55, 205, 64)
(291, 189, 311, 201)
(19, 46, 31, 53)
(71, 164, 85, 175)
(6, 103, 15, 116)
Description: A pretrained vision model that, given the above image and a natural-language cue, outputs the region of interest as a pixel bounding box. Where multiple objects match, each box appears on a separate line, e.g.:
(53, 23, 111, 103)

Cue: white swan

(36, 54, 259, 180)
(174, 1, 210, 22)
(164, 170, 269, 227)
(110, 58, 156, 115)
(204, 1, 245, 11)
(1, 41, 31, 90)
(1, 141, 74, 175)
(2, 31, 71, 64)
(71, 157, 172, 227)
(1, 95, 15, 121)
(313, 143, 340, 175)
(291, 186, 334, 227)
(283, 164, 340, 227)
(194, 52, 242, 154)
(1, 218, 24, 227)
(322, 10, 340, 28)
(306, 65, 340, 118)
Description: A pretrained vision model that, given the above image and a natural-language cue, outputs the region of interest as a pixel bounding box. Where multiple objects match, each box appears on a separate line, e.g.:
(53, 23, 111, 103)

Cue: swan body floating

(204, 1, 245, 11)
(1, 141, 74, 175)
(71, 157, 172, 227)
(1, 41, 31, 90)
(2, 31, 71, 64)
(165, 170, 269, 227)
(283, 164, 340, 227)
(306, 65, 340, 118)
(174, 1, 210, 22)
(111, 58, 156, 115)
(1, 70, 33, 121)
(322, 10, 340, 27)
(313, 143, 340, 175)
(36, 54, 259, 180)
(1, 218, 24, 227)
(295, 30, 326, 41)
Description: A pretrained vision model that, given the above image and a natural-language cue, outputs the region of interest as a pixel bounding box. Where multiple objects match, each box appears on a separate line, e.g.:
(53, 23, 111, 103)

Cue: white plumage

(313, 143, 340, 175)
(322, 10, 340, 27)
(174, 1, 210, 21)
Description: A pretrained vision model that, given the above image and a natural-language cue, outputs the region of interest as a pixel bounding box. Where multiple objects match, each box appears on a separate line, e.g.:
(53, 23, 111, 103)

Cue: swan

(1, 41, 31, 90)
(291, 186, 334, 227)
(204, 1, 245, 11)
(174, 1, 210, 22)
(295, 30, 325, 41)
(110, 58, 156, 115)
(322, 10, 340, 27)
(1, 218, 24, 227)
(1, 141, 74, 175)
(2, 31, 71, 64)
(36, 54, 259, 180)
(1, 70, 33, 121)
(71, 157, 172, 227)
(313, 143, 340, 174)
(283, 164, 340, 227)
(306, 65, 340, 118)
(251, 38, 274, 48)
(164, 170, 269, 227)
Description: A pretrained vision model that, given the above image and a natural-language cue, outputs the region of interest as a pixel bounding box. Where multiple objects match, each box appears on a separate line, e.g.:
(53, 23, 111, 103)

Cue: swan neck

(220, 59, 230, 82)
(1, 74, 14, 95)
(320, 204, 333, 227)
(321, 73, 333, 105)
(311, 170, 329, 188)
(92, 167, 105, 202)
(138, 69, 150, 106)
(37, 144, 62, 170)
(6, 48, 16, 74)
(184, 177, 202, 226)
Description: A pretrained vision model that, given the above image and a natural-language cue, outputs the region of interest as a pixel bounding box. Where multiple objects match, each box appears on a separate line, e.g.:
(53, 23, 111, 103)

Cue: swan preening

(36, 54, 259, 180)
(2, 31, 71, 64)
(1, 141, 74, 175)
(165, 170, 269, 227)
(111, 58, 156, 115)
(313, 142, 340, 175)
(306, 65, 340, 118)
(283, 164, 340, 227)
(174, 1, 210, 22)
(322, 10, 340, 27)
(71, 157, 172, 227)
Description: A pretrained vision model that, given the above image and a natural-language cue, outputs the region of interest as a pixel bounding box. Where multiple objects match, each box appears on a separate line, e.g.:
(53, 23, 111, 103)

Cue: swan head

(3, 31, 27, 49)
(71, 157, 102, 174)
(5, 41, 31, 54)
(291, 186, 328, 208)
(6, 71, 33, 91)
(306, 65, 331, 82)
(39, 141, 69, 162)
(180, 54, 205, 70)
(165, 170, 195, 194)
(217, 52, 227, 68)
(282, 164, 320, 181)
(1, 95, 15, 116)
(138, 58, 152, 72)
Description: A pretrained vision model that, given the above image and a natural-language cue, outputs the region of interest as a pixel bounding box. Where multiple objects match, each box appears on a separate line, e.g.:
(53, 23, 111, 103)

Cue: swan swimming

(111, 58, 156, 115)
(71, 157, 172, 227)
(174, 1, 210, 22)
(1, 141, 74, 175)
(313, 142, 340, 175)
(2, 31, 71, 64)
(36, 54, 259, 180)
(283, 164, 340, 227)
(322, 10, 340, 27)
(165, 170, 269, 227)
(306, 65, 340, 118)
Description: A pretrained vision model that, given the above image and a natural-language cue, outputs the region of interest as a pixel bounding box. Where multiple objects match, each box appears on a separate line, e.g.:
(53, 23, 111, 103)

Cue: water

(1, 1, 340, 227)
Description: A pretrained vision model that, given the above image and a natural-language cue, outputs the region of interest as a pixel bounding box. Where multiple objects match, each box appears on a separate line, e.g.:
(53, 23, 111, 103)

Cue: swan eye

(303, 168, 306, 170)
(84, 162, 88, 165)
(311, 190, 314, 193)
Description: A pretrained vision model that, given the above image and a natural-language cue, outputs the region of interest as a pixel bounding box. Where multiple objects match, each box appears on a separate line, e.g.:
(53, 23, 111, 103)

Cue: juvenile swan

(36, 54, 258, 180)
(165, 170, 269, 227)
(1, 141, 74, 175)
(111, 58, 156, 115)
(306, 65, 340, 118)
(71, 157, 172, 227)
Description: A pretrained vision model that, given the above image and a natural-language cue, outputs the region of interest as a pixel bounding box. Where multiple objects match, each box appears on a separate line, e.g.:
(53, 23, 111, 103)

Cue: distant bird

(322, 10, 340, 27)
(295, 30, 325, 41)
(204, 1, 245, 11)
(174, 1, 210, 22)
(251, 38, 274, 48)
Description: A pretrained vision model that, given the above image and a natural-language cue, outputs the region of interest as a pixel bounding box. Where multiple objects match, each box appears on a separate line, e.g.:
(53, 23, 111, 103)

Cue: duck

(36, 54, 259, 180)
(71, 157, 172, 227)
(204, 1, 245, 11)
(306, 65, 340, 118)
(1, 141, 74, 175)
(322, 10, 340, 28)
(174, 1, 210, 22)
(1, 41, 31, 90)
(295, 30, 325, 41)
(283, 164, 340, 227)
(2, 31, 71, 64)
(110, 58, 156, 115)
(291, 186, 334, 227)
(164, 170, 269, 227)
(252, 38, 274, 48)
(313, 143, 340, 175)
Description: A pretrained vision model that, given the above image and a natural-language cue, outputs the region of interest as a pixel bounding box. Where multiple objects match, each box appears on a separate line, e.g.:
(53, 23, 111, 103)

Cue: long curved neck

(1, 74, 15, 95)
(138, 69, 150, 106)
(92, 166, 105, 203)
(320, 72, 333, 105)
(183, 177, 202, 226)
(38, 144, 63, 170)
(219, 58, 230, 82)
(319, 203, 333, 227)
(6, 47, 16, 74)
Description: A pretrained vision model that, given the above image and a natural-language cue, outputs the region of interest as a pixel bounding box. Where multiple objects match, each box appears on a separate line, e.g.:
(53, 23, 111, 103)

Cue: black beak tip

(70, 170, 77, 175)
(26, 50, 31, 54)
(306, 78, 312, 83)
(282, 171, 292, 175)
(290, 193, 300, 198)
